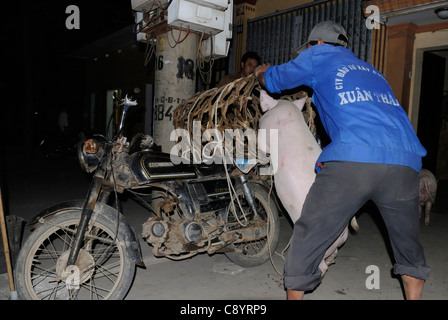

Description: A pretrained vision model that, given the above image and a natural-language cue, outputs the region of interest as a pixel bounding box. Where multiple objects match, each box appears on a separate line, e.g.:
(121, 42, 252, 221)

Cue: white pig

(258, 90, 356, 275)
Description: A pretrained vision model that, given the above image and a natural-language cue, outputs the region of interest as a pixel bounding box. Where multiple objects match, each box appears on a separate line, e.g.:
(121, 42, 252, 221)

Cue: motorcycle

(14, 95, 280, 300)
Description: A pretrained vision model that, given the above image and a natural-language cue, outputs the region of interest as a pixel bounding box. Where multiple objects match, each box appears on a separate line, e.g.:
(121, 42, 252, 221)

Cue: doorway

(417, 49, 448, 179)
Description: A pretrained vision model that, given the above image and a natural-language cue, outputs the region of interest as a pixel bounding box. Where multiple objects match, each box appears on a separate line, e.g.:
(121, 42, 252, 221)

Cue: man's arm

(255, 64, 270, 88)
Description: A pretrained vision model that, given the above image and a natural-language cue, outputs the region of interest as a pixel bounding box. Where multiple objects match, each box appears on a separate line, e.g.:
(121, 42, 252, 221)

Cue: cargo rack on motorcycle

(171, 74, 316, 175)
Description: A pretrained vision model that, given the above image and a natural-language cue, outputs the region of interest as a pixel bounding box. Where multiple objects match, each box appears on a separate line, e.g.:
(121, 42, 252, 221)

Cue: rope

(172, 75, 316, 166)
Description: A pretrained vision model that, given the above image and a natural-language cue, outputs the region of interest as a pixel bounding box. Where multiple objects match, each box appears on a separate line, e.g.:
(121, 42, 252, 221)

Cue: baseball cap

(295, 20, 348, 55)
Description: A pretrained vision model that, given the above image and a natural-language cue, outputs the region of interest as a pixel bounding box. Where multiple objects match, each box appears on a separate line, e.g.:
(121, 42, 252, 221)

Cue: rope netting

(172, 74, 315, 168)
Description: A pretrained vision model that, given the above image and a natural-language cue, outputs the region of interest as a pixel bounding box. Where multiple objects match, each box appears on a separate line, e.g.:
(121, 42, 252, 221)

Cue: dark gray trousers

(284, 161, 430, 291)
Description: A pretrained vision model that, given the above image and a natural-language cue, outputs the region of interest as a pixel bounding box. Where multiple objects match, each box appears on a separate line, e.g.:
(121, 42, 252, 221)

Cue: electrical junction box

(167, 0, 228, 35)
(187, 0, 228, 11)
(132, 0, 233, 57)
(131, 0, 170, 12)
(200, 0, 232, 58)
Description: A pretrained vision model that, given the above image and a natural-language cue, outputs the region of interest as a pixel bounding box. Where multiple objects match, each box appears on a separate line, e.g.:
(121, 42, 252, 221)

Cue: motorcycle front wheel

(224, 183, 280, 267)
(15, 209, 135, 300)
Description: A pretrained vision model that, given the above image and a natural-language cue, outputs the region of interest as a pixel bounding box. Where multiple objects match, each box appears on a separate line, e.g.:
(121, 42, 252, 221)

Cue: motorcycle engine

(142, 218, 207, 256)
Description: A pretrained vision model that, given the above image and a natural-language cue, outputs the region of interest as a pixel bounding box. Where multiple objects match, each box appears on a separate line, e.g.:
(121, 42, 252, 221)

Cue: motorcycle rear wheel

(225, 183, 280, 267)
(15, 209, 135, 300)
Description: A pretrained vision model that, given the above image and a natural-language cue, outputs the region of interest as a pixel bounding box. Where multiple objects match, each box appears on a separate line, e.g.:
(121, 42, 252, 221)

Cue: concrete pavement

(1, 150, 447, 300)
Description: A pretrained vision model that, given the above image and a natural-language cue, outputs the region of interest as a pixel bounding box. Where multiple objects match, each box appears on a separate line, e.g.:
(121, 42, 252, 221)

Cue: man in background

(218, 51, 261, 87)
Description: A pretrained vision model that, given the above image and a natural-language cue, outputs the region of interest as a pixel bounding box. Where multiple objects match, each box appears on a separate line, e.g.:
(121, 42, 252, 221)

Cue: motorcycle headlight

(78, 137, 106, 173)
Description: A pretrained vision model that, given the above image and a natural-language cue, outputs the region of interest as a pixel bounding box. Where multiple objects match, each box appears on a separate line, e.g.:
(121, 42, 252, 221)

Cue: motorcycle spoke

(29, 267, 57, 291)
(95, 260, 122, 280)
(40, 282, 68, 300)
(53, 225, 77, 247)
(33, 228, 74, 263)
(82, 278, 112, 300)
(68, 288, 81, 300)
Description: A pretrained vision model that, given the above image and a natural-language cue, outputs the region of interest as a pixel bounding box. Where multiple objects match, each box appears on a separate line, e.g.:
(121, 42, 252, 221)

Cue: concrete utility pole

(132, 0, 231, 152)
(153, 31, 198, 153)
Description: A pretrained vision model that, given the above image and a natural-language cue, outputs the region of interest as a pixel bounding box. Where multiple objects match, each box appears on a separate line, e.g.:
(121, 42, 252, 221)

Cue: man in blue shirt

(255, 21, 430, 300)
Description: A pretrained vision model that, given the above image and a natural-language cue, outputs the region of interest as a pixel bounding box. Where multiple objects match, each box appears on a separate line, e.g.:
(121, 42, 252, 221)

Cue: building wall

(231, 0, 313, 73)
(409, 26, 448, 129)
(232, 0, 372, 72)
(254, 0, 313, 17)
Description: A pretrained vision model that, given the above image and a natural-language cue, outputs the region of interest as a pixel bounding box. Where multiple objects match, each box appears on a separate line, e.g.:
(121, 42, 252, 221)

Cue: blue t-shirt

(264, 44, 426, 172)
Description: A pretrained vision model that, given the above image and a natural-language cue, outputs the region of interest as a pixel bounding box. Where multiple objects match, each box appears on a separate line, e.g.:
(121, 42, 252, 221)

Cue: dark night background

(0, 0, 141, 153)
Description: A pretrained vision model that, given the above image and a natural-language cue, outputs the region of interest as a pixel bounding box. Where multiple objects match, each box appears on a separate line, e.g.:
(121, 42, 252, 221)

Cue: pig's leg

(325, 227, 348, 263)
(419, 202, 423, 219)
(424, 202, 431, 226)
(318, 259, 329, 277)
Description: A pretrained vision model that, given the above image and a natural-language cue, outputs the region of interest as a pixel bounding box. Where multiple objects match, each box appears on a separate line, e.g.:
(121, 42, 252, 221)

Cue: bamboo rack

(172, 75, 315, 165)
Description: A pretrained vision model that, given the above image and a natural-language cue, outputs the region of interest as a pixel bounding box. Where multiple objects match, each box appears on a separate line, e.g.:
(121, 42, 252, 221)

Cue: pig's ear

(292, 97, 307, 111)
(260, 90, 278, 112)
